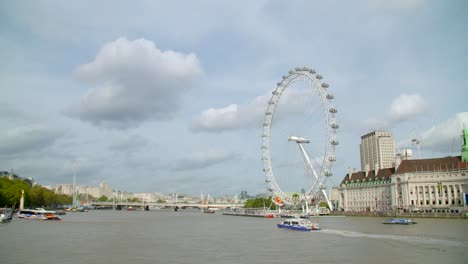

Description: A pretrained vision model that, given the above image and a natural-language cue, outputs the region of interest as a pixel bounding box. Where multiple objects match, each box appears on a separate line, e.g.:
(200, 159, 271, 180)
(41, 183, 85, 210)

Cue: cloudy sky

(1, 0, 467, 196)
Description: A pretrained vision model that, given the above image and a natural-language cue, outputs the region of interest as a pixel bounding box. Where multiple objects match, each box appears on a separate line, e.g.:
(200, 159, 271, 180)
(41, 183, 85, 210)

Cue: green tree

(319, 201, 329, 208)
(244, 197, 277, 210)
(98, 195, 108, 202)
(0, 177, 72, 209)
(0, 177, 30, 207)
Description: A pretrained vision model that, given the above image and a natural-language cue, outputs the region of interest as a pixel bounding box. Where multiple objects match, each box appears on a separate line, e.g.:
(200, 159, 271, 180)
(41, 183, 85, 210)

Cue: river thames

(1, 210, 467, 264)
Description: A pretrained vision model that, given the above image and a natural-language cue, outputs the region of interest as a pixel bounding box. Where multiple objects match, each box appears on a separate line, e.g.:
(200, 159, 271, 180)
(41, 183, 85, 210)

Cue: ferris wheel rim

(261, 67, 338, 206)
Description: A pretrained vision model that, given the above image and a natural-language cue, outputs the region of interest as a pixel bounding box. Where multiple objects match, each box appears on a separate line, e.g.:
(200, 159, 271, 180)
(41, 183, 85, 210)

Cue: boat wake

(320, 229, 463, 247)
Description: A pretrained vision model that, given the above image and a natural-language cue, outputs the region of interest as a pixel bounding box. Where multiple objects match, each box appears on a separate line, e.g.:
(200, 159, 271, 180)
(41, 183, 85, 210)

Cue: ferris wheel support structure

(289, 136, 334, 211)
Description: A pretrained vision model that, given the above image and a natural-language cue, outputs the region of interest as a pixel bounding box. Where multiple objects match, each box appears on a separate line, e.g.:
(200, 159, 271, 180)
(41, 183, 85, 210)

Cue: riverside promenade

(222, 207, 468, 219)
(330, 210, 468, 219)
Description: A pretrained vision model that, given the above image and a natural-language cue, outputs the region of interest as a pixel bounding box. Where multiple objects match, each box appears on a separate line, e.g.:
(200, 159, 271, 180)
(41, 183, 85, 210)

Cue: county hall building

(337, 129, 468, 213)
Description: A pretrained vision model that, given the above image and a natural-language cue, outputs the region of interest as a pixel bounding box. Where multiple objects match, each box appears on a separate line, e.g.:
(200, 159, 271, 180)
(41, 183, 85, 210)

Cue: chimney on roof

(365, 164, 370, 177)
(348, 167, 353, 179)
(375, 163, 379, 176)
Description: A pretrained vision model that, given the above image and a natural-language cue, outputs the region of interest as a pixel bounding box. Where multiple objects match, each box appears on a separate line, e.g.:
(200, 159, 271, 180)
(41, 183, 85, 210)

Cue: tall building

(338, 155, 468, 212)
(337, 129, 468, 213)
(360, 130, 395, 171)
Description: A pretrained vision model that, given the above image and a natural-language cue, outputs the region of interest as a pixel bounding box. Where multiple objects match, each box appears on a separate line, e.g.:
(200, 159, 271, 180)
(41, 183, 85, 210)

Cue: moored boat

(277, 218, 320, 231)
(17, 208, 61, 220)
(383, 218, 416, 225)
(0, 208, 14, 223)
(203, 208, 215, 214)
(264, 213, 276, 218)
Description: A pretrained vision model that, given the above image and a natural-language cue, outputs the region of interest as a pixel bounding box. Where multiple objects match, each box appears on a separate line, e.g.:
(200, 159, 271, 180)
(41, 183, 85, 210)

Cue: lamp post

(411, 139, 421, 159)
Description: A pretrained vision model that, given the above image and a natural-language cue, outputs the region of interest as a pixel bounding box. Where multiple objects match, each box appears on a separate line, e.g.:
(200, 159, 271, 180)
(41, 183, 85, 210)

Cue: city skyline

(1, 1, 467, 196)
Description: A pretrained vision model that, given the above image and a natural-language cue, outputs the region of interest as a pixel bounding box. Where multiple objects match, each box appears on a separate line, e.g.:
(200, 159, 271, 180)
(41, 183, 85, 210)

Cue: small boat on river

(17, 208, 61, 220)
(277, 218, 320, 231)
(0, 208, 14, 223)
(203, 208, 215, 214)
(383, 218, 416, 225)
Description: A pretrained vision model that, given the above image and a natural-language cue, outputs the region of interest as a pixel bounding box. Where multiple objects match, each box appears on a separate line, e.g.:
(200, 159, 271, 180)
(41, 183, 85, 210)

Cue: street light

(411, 138, 421, 159)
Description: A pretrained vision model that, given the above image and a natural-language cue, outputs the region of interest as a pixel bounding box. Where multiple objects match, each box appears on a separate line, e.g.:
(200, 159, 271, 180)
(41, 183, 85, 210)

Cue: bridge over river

(90, 201, 244, 210)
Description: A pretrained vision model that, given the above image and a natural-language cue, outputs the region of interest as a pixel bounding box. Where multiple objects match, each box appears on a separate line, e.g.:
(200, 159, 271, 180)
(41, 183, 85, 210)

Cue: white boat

(17, 208, 61, 220)
(383, 218, 417, 225)
(0, 208, 13, 223)
(277, 218, 320, 231)
(203, 208, 215, 214)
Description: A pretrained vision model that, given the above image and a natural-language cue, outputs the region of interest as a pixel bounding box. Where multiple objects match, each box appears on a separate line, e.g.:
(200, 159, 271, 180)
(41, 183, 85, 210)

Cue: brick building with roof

(337, 129, 468, 213)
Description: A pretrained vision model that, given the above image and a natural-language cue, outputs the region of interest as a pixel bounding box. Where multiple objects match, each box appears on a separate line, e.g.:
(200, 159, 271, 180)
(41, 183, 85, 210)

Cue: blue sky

(1, 0, 467, 196)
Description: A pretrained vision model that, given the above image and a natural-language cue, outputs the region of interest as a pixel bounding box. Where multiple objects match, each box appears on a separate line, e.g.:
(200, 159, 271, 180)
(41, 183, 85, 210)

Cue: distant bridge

(90, 201, 244, 210)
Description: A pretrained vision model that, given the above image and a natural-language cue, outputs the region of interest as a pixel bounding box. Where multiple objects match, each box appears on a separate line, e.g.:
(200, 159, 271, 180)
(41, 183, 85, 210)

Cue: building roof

(360, 130, 392, 139)
(395, 156, 468, 174)
(340, 156, 468, 185)
(340, 167, 395, 185)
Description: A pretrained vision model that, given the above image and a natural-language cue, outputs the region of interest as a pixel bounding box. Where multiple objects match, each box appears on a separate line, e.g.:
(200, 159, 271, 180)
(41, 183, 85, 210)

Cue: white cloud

(67, 37, 203, 129)
(419, 112, 468, 153)
(190, 87, 316, 132)
(190, 101, 264, 133)
(388, 93, 428, 122)
(365, 93, 428, 129)
(0, 124, 64, 156)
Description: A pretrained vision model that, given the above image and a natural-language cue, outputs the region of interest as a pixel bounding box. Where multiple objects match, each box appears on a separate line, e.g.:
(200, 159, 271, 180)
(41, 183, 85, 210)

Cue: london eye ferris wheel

(261, 67, 339, 209)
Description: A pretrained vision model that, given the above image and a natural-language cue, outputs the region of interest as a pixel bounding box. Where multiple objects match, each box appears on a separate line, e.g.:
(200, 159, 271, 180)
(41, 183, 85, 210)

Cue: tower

(360, 130, 395, 171)
(462, 128, 468, 162)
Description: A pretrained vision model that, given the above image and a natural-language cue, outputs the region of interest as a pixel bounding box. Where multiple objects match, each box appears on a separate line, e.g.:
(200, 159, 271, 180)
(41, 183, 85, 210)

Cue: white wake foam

(320, 229, 464, 247)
